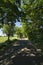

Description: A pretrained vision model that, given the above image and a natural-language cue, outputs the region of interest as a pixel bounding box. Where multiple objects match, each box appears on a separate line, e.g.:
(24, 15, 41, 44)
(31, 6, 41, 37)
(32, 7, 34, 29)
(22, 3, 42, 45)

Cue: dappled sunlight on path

(0, 40, 43, 65)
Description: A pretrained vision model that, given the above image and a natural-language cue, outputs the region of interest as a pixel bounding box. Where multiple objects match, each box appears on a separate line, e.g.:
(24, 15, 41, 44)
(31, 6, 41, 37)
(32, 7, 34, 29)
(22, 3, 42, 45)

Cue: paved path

(0, 40, 43, 65)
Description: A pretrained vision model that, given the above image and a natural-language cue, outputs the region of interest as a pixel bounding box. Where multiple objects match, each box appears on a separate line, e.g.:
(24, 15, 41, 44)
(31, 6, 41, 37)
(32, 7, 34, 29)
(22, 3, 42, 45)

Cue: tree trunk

(8, 34, 10, 41)
(8, 36, 9, 41)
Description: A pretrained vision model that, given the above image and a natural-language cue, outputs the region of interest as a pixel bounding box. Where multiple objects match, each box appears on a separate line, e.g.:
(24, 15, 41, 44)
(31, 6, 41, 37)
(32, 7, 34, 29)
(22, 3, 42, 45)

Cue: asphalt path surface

(0, 40, 43, 65)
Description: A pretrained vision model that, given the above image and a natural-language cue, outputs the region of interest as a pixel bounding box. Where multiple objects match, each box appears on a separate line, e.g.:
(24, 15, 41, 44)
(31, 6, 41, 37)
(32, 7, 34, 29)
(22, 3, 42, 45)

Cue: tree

(15, 26, 23, 39)
(3, 24, 14, 41)
(21, 0, 43, 49)
(0, 0, 22, 25)
(0, 0, 43, 49)
(0, 0, 22, 41)
(21, 22, 29, 38)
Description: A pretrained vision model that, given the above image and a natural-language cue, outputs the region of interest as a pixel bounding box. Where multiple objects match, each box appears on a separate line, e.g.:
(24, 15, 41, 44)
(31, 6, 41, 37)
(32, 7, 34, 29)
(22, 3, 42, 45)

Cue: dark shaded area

(0, 40, 43, 65)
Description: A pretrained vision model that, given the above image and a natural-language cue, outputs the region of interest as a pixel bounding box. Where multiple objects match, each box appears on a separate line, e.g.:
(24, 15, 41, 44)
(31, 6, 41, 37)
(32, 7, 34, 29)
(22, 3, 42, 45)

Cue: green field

(0, 36, 17, 43)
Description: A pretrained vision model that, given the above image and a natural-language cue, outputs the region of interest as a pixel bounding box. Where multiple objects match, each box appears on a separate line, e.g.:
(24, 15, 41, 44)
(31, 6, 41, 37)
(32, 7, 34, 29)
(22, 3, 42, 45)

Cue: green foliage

(15, 26, 23, 38)
(0, 37, 7, 43)
(3, 24, 15, 40)
(0, 0, 43, 49)
(0, 0, 22, 41)
(21, 22, 29, 38)
(0, 36, 16, 43)
(3, 24, 14, 35)
(3, 24, 10, 35)
(21, 0, 43, 49)
(0, 0, 21, 24)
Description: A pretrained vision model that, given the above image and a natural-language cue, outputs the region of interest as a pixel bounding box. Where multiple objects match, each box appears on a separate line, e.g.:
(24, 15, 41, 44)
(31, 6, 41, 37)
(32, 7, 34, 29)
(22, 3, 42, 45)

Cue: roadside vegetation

(0, 36, 17, 43)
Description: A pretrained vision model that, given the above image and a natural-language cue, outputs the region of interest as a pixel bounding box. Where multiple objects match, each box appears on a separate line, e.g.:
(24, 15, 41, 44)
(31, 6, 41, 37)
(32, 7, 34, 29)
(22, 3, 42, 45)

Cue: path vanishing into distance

(0, 40, 43, 65)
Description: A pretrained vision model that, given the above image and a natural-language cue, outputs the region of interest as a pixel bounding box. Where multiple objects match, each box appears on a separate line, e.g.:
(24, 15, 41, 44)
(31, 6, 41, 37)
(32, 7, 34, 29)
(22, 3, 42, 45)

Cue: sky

(0, 29, 5, 36)
(15, 21, 21, 27)
(0, 28, 6, 36)
(0, 22, 21, 36)
(0, 29, 3, 36)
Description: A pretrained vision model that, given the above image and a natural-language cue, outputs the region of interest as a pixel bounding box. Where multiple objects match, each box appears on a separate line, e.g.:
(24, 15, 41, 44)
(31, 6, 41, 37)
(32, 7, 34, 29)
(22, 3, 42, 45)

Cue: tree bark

(8, 34, 10, 41)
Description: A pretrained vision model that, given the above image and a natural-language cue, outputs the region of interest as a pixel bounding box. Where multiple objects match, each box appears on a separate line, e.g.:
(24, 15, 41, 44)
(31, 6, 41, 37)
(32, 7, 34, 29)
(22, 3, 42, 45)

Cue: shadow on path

(0, 40, 43, 65)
